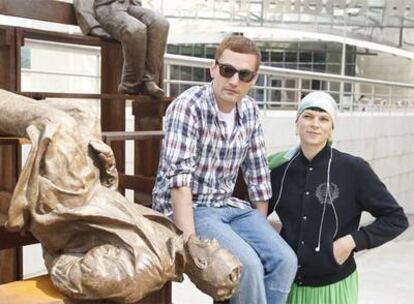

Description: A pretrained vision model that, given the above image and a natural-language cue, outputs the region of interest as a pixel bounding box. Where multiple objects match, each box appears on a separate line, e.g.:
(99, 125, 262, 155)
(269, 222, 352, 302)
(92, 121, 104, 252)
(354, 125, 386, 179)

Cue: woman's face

(296, 109, 333, 149)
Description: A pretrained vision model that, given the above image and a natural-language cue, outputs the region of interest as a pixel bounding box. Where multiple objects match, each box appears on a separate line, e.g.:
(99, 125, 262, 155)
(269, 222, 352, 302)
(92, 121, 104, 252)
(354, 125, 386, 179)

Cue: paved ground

(172, 216, 414, 304)
(357, 215, 414, 304)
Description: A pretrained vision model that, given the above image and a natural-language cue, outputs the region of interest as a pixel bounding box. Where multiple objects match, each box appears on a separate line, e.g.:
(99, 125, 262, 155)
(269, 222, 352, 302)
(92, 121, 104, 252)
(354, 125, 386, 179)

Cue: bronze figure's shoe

(118, 84, 141, 95)
(143, 81, 165, 100)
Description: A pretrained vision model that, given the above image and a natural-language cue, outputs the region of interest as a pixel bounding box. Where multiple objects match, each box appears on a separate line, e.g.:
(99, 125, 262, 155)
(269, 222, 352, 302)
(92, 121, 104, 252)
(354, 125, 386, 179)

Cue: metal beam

(0, 0, 77, 25)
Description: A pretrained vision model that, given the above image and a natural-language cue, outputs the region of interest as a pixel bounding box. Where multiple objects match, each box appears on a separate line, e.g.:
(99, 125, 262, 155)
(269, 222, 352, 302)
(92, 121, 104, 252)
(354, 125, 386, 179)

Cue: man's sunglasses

(215, 61, 257, 82)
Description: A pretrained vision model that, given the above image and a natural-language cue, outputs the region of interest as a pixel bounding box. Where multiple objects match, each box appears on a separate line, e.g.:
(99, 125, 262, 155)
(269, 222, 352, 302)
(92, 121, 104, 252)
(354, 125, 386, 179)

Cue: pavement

(172, 216, 414, 304)
(357, 215, 414, 304)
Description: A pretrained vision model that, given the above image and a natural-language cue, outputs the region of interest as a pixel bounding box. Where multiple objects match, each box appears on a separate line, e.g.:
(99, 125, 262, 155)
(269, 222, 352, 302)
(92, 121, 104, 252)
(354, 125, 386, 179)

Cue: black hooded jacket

(269, 144, 409, 286)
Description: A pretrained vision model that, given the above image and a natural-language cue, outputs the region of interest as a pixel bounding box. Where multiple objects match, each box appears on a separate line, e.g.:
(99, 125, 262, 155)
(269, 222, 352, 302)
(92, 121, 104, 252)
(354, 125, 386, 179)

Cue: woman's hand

(333, 235, 356, 265)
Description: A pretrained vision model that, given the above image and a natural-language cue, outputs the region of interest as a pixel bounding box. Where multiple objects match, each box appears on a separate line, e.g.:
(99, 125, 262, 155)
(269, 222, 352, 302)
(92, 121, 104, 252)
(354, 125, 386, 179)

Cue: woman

(268, 91, 409, 304)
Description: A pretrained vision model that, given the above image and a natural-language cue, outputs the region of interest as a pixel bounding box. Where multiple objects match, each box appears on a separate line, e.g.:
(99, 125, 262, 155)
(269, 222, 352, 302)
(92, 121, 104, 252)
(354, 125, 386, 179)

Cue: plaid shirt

(152, 83, 271, 216)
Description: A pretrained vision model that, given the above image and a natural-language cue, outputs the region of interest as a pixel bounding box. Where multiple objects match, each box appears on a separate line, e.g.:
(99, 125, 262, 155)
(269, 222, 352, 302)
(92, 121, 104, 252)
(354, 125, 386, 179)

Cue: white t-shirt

(218, 108, 236, 137)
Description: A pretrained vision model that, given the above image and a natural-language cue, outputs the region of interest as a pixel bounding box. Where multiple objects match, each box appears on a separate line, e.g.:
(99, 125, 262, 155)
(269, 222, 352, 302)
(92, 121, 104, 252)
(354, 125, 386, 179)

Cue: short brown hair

(215, 36, 261, 71)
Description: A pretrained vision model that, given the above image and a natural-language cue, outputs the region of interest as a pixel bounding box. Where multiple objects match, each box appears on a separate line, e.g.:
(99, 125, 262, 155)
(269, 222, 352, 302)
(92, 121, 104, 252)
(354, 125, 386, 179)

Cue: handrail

(0, 0, 77, 25)
(164, 54, 414, 89)
(163, 54, 414, 113)
(17, 38, 414, 112)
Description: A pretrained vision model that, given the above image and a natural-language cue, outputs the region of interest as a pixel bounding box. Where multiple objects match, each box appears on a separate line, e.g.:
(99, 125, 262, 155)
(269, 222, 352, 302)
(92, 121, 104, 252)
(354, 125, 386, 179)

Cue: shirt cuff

(248, 185, 272, 203)
(169, 173, 192, 188)
(351, 229, 370, 252)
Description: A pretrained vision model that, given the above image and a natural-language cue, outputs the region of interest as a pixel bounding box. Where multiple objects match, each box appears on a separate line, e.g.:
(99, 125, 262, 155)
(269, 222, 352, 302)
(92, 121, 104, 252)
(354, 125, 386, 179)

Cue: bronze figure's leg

(127, 5, 169, 99)
(95, 4, 146, 94)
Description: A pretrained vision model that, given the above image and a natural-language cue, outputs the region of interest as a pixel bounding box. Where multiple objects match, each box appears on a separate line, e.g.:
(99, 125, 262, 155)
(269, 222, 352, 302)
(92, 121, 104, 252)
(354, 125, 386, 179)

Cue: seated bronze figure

(73, 0, 169, 99)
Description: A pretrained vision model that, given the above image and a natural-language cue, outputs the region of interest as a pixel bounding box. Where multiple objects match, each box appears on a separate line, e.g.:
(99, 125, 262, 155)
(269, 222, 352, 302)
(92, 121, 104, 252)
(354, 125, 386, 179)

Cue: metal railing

(164, 54, 414, 113)
(19, 39, 414, 114)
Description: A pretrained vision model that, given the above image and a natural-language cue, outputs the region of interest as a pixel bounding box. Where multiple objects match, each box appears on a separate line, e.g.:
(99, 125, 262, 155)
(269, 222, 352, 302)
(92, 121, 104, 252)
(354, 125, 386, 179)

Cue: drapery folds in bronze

(0, 90, 241, 303)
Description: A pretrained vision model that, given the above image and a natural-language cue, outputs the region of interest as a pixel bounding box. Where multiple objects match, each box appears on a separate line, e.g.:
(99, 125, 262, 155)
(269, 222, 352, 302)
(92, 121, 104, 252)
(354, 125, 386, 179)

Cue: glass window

(205, 69, 212, 82)
(256, 74, 265, 86)
(344, 83, 353, 92)
(250, 89, 264, 101)
(299, 63, 312, 71)
(167, 45, 179, 54)
(21, 47, 31, 69)
(313, 52, 326, 63)
(271, 89, 281, 106)
(346, 64, 355, 76)
(193, 45, 204, 58)
(299, 52, 312, 62)
(313, 64, 326, 72)
(170, 84, 180, 97)
(180, 84, 193, 92)
(312, 80, 322, 90)
(286, 63, 298, 69)
(285, 52, 298, 62)
(301, 79, 311, 89)
(271, 79, 282, 88)
(205, 47, 215, 59)
(180, 66, 192, 80)
(193, 67, 205, 82)
(271, 62, 284, 68)
(170, 65, 180, 80)
(261, 51, 269, 62)
(271, 52, 283, 62)
(180, 45, 193, 56)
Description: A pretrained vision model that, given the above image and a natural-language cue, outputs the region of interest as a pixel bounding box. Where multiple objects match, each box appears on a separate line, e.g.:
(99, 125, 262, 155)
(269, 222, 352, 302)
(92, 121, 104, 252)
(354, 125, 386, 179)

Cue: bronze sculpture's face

(184, 235, 242, 301)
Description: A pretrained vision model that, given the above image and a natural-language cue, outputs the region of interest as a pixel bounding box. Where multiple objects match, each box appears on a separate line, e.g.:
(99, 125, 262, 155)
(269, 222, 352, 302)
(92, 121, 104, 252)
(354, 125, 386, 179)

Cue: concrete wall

(262, 111, 414, 215)
(356, 53, 414, 99)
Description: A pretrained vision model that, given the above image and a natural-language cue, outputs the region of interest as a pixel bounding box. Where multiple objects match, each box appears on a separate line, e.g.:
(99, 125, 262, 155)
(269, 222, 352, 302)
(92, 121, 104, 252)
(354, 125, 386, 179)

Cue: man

(152, 36, 297, 304)
(73, 0, 169, 98)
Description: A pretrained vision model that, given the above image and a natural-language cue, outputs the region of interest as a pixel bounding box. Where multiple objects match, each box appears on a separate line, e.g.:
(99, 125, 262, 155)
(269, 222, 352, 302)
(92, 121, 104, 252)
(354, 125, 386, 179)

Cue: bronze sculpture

(0, 90, 241, 303)
(73, 0, 169, 99)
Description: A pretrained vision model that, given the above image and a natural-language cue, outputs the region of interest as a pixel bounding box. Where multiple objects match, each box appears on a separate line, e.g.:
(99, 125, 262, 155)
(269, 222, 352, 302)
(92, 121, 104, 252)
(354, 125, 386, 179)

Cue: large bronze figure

(0, 90, 241, 303)
(73, 0, 169, 99)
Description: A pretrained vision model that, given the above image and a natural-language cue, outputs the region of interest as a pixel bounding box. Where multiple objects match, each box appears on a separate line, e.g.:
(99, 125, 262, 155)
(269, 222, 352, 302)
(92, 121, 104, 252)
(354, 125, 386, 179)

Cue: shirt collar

(299, 143, 331, 165)
(206, 83, 245, 123)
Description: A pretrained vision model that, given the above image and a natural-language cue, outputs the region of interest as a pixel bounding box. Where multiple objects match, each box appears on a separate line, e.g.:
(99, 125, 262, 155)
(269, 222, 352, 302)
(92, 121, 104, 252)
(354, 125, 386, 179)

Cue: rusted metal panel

(119, 173, 156, 197)
(100, 41, 125, 185)
(102, 130, 163, 143)
(0, 249, 18, 284)
(132, 99, 170, 176)
(132, 99, 170, 205)
(0, 25, 20, 283)
(18, 26, 107, 47)
(0, 28, 17, 90)
(0, 227, 38, 251)
(0, 0, 77, 25)
(21, 91, 146, 100)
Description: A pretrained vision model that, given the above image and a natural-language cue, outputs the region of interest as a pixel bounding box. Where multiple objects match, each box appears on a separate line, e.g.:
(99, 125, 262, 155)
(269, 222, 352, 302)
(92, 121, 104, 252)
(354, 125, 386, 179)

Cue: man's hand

(255, 201, 268, 217)
(333, 234, 356, 265)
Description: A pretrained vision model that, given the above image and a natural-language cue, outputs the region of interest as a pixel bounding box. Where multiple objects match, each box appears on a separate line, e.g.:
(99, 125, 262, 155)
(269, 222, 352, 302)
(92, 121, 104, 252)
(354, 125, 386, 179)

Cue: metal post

(165, 62, 171, 97)
(371, 85, 375, 113)
(388, 87, 393, 113)
(339, 6, 347, 112)
(297, 77, 302, 108)
(351, 81, 355, 112)
(263, 73, 268, 112)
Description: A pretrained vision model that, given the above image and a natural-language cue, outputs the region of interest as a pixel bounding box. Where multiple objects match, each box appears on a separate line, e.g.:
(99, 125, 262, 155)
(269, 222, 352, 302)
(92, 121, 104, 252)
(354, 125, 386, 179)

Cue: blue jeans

(194, 206, 297, 304)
